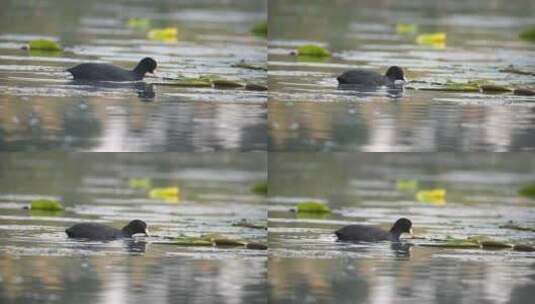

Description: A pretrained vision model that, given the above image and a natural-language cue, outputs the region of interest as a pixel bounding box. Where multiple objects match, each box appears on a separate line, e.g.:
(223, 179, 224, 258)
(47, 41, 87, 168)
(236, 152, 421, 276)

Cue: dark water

(0, 0, 267, 151)
(0, 153, 267, 303)
(268, 0, 535, 152)
(268, 153, 535, 304)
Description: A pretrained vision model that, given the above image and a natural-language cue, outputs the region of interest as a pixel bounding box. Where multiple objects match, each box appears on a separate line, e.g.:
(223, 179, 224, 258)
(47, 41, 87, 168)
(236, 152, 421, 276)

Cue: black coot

(335, 218, 412, 242)
(66, 219, 149, 240)
(67, 57, 157, 81)
(337, 66, 406, 86)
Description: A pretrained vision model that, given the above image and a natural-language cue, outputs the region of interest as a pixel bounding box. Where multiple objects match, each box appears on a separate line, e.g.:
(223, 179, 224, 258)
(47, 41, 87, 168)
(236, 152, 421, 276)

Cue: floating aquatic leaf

(157, 79, 212, 87)
(29, 199, 63, 211)
(246, 242, 268, 250)
(499, 222, 535, 232)
(127, 18, 151, 30)
(513, 244, 535, 252)
(148, 27, 178, 42)
(174, 237, 213, 246)
(212, 79, 244, 88)
(250, 21, 267, 37)
(416, 33, 446, 47)
(296, 201, 331, 213)
(416, 189, 446, 204)
(232, 61, 268, 71)
(514, 88, 535, 96)
(480, 85, 512, 93)
(245, 83, 268, 91)
(297, 44, 331, 57)
(396, 179, 418, 192)
(213, 238, 247, 247)
(480, 240, 513, 249)
(518, 183, 535, 199)
(27, 39, 62, 51)
(149, 187, 180, 203)
(128, 178, 152, 190)
(519, 27, 535, 41)
(232, 219, 267, 230)
(396, 23, 418, 35)
(251, 181, 268, 196)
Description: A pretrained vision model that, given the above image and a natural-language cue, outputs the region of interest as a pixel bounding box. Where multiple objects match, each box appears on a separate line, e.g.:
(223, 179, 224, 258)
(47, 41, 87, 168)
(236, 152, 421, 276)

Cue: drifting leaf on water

(416, 32, 446, 48)
(251, 181, 268, 196)
(128, 178, 152, 190)
(29, 199, 64, 211)
(499, 222, 535, 232)
(297, 44, 331, 57)
(513, 244, 535, 252)
(148, 27, 178, 42)
(519, 27, 535, 41)
(26, 39, 62, 51)
(514, 88, 535, 96)
(396, 23, 418, 35)
(396, 179, 418, 192)
(212, 79, 244, 88)
(232, 219, 267, 230)
(245, 83, 268, 91)
(250, 21, 267, 37)
(296, 201, 331, 213)
(149, 187, 180, 203)
(480, 85, 513, 93)
(127, 18, 151, 30)
(518, 184, 535, 199)
(416, 189, 446, 204)
(246, 242, 268, 250)
(232, 61, 268, 71)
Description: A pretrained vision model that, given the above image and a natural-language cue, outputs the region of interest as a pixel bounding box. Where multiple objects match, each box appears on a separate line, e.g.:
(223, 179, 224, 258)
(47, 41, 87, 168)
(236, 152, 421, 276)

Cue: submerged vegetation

(28, 199, 64, 211)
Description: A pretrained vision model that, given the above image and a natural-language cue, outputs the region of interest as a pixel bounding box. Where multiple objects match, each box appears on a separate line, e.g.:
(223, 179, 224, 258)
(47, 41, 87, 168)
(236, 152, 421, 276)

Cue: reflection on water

(268, 153, 535, 304)
(0, 0, 267, 152)
(268, 0, 535, 152)
(0, 153, 267, 303)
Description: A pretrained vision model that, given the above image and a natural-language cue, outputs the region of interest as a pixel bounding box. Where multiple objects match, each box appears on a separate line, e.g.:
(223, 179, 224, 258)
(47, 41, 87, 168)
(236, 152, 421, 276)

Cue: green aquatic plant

(128, 178, 152, 190)
(147, 27, 178, 42)
(396, 179, 419, 192)
(29, 199, 64, 211)
(295, 201, 331, 213)
(149, 187, 180, 203)
(127, 18, 151, 30)
(297, 45, 331, 57)
(26, 39, 62, 52)
(251, 21, 267, 37)
(519, 27, 535, 41)
(416, 189, 446, 204)
(251, 181, 268, 196)
(396, 23, 418, 35)
(245, 83, 268, 91)
(518, 183, 535, 199)
(212, 79, 244, 88)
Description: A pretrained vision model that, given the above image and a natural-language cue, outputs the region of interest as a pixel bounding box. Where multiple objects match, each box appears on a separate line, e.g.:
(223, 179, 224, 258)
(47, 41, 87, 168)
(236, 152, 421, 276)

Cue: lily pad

(251, 181, 268, 196)
(148, 27, 178, 42)
(480, 85, 513, 93)
(396, 23, 418, 35)
(213, 238, 247, 247)
(29, 199, 63, 211)
(149, 187, 180, 202)
(128, 178, 152, 190)
(518, 184, 535, 199)
(416, 189, 446, 204)
(212, 79, 244, 88)
(297, 45, 331, 57)
(480, 241, 513, 249)
(127, 18, 151, 30)
(232, 219, 267, 230)
(416, 33, 446, 46)
(251, 21, 267, 37)
(245, 83, 268, 91)
(396, 179, 418, 192)
(519, 27, 535, 41)
(246, 242, 268, 250)
(26, 39, 62, 52)
(295, 201, 331, 213)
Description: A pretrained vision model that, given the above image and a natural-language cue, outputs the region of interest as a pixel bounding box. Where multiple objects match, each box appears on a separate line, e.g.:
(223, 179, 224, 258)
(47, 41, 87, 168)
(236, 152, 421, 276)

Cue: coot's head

(390, 218, 412, 235)
(122, 219, 149, 237)
(385, 66, 406, 82)
(134, 57, 157, 75)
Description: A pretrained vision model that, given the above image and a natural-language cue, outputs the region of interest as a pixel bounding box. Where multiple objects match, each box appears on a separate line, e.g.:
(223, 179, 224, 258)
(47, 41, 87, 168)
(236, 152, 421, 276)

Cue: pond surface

(268, 153, 535, 304)
(0, 153, 267, 303)
(0, 0, 266, 152)
(268, 0, 535, 152)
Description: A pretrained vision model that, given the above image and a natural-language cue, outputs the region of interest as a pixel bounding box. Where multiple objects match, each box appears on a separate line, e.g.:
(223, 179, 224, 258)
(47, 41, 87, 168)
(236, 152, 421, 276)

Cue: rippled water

(268, 153, 535, 304)
(0, 0, 267, 151)
(0, 153, 267, 303)
(268, 0, 535, 152)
